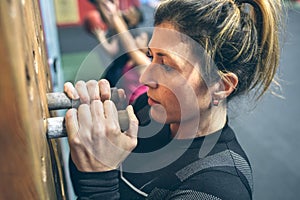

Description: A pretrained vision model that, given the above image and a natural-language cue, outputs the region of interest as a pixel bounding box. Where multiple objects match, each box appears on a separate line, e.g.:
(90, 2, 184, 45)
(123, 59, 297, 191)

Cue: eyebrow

(148, 46, 180, 70)
(148, 47, 169, 57)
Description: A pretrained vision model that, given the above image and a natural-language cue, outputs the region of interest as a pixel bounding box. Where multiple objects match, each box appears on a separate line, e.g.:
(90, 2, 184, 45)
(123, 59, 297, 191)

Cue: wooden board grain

(0, 0, 67, 199)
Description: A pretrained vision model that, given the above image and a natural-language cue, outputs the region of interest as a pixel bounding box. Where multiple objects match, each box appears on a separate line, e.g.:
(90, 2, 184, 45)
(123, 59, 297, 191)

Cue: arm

(83, 9, 119, 56)
(93, 28, 119, 56)
(98, 1, 151, 67)
(69, 158, 120, 200)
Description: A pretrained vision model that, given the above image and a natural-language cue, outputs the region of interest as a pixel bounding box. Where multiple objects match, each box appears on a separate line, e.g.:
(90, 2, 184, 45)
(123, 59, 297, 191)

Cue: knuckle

(78, 103, 89, 110)
(104, 99, 114, 107)
(69, 137, 82, 147)
(80, 95, 90, 104)
(91, 99, 101, 107)
(131, 138, 138, 148)
(92, 124, 102, 134)
(86, 80, 98, 87)
(117, 88, 125, 96)
(99, 79, 110, 86)
(63, 82, 72, 90)
(106, 124, 119, 134)
(91, 100, 103, 114)
(127, 138, 138, 150)
(92, 99, 102, 105)
(75, 80, 85, 88)
(131, 118, 139, 126)
(65, 109, 74, 120)
(92, 126, 105, 140)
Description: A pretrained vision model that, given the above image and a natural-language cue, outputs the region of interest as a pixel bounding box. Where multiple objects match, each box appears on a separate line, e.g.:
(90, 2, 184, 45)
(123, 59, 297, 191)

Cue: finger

(114, 0, 119, 9)
(103, 100, 120, 132)
(98, 79, 111, 101)
(78, 104, 93, 132)
(65, 109, 79, 140)
(90, 99, 105, 130)
(117, 89, 127, 110)
(64, 82, 79, 99)
(125, 105, 139, 138)
(110, 87, 126, 107)
(110, 87, 119, 103)
(117, 88, 126, 100)
(86, 80, 100, 101)
(75, 81, 90, 104)
(123, 9, 129, 16)
(100, 0, 110, 10)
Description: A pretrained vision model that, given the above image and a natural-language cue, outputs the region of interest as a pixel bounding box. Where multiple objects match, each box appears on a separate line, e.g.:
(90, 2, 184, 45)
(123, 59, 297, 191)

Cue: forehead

(149, 23, 201, 65)
(150, 24, 182, 48)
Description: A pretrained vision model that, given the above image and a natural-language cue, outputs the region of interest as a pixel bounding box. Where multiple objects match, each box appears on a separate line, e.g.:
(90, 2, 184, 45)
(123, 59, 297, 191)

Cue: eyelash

(146, 51, 173, 72)
(162, 64, 172, 71)
(146, 51, 153, 61)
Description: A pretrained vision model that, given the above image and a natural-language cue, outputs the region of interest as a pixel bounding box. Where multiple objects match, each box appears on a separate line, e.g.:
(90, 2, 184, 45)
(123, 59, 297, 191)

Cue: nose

(139, 63, 158, 89)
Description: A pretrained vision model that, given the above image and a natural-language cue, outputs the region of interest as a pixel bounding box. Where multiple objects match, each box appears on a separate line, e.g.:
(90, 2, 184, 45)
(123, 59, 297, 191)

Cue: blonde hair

(154, 0, 283, 100)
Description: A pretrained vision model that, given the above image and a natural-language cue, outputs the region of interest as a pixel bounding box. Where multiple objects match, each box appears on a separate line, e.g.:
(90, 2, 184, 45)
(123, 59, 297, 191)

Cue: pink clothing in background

(122, 63, 148, 104)
(118, 0, 141, 10)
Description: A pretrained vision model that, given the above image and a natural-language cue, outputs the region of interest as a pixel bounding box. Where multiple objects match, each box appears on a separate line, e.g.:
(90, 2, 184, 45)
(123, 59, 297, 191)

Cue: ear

(210, 72, 238, 101)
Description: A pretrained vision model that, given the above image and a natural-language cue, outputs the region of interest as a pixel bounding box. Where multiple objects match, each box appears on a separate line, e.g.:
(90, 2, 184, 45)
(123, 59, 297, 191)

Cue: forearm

(94, 29, 119, 55)
(111, 15, 150, 66)
(70, 158, 120, 200)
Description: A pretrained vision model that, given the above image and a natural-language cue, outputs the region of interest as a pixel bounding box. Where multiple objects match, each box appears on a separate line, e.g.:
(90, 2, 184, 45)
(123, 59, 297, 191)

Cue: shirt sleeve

(69, 157, 120, 200)
(166, 171, 252, 200)
(146, 170, 252, 200)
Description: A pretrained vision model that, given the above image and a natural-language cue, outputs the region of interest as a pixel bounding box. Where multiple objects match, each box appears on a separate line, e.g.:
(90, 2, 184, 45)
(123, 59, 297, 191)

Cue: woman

(64, 0, 283, 199)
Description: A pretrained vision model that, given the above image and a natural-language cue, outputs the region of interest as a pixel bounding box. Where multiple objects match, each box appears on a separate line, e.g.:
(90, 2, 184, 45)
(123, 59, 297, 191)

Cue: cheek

(151, 71, 211, 122)
(149, 89, 180, 123)
(194, 80, 212, 110)
(160, 87, 200, 122)
(168, 79, 211, 120)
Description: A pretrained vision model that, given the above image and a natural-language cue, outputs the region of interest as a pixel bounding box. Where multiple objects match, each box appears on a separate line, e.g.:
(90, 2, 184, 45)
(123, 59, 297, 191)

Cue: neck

(170, 105, 227, 139)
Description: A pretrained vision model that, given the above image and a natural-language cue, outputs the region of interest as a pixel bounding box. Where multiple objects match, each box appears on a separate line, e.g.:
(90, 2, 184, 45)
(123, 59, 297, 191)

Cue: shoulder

(147, 149, 253, 200)
(147, 168, 252, 200)
(171, 169, 252, 200)
(171, 136, 253, 200)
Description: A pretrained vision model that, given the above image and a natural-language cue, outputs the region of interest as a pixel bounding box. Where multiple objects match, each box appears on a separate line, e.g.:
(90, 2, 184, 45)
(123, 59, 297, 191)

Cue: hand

(64, 80, 127, 110)
(63, 79, 138, 172)
(122, 6, 141, 27)
(96, 0, 120, 25)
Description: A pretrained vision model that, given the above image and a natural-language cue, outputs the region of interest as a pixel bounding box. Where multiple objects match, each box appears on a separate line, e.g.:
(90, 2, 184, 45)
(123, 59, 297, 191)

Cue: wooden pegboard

(0, 0, 67, 199)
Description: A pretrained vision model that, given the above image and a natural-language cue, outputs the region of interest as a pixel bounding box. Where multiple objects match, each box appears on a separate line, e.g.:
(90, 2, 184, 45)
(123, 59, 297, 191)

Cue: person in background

(84, 0, 151, 104)
(141, 0, 161, 8)
(64, 0, 284, 199)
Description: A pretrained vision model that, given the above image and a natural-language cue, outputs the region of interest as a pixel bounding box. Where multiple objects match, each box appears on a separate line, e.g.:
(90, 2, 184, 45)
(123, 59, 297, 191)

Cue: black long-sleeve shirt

(70, 119, 253, 200)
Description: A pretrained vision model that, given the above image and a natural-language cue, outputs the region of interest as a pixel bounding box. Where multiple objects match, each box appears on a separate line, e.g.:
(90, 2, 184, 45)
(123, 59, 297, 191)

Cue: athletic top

(69, 116, 253, 200)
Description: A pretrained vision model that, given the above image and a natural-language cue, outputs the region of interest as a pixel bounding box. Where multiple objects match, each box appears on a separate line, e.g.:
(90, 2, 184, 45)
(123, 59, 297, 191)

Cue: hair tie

(233, 0, 263, 46)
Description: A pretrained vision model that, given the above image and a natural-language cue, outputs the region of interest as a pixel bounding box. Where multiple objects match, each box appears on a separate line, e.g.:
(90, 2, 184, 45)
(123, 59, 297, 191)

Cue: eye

(162, 64, 173, 72)
(146, 50, 153, 61)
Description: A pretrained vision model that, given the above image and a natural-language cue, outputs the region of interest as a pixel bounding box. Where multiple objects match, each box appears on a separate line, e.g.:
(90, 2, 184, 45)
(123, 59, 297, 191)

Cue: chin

(150, 107, 168, 124)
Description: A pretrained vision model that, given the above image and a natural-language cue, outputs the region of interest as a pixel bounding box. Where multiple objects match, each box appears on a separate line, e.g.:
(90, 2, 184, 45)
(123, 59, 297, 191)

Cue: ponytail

(237, 0, 283, 97)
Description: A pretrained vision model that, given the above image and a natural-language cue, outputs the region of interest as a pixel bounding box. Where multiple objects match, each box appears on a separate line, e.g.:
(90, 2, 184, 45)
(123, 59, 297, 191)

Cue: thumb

(125, 105, 139, 138)
(64, 82, 79, 99)
(65, 109, 79, 140)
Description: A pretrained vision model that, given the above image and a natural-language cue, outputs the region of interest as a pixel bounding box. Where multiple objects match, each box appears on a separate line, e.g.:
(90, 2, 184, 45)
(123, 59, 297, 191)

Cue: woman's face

(140, 22, 212, 126)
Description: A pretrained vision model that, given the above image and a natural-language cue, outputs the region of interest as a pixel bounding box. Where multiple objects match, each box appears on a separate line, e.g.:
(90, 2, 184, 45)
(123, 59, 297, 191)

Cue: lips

(148, 96, 160, 106)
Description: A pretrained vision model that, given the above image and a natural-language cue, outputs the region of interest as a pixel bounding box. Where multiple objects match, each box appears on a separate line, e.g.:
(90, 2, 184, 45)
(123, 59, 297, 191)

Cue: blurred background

(42, 0, 300, 199)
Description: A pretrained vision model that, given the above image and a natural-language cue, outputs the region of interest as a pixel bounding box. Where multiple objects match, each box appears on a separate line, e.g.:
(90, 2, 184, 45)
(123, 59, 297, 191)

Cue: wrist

(111, 15, 128, 33)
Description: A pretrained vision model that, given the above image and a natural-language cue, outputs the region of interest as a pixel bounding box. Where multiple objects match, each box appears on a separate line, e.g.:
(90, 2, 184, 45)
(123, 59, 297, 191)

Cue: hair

(154, 0, 283, 100)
